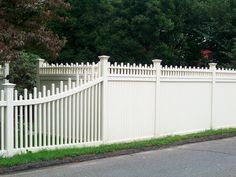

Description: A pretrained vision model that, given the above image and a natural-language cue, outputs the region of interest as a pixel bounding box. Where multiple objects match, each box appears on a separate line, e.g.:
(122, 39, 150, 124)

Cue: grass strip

(1, 128, 236, 168)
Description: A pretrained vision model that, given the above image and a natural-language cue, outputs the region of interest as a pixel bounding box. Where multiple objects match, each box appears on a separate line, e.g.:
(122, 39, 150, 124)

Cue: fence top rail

(37, 57, 236, 78)
(41, 62, 98, 68)
(14, 76, 103, 106)
(216, 68, 236, 73)
(109, 62, 154, 70)
(161, 65, 210, 71)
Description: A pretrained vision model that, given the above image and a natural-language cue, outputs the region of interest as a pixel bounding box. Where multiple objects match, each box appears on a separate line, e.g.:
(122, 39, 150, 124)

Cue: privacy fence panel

(159, 81, 212, 136)
(106, 63, 156, 143)
(214, 70, 236, 129)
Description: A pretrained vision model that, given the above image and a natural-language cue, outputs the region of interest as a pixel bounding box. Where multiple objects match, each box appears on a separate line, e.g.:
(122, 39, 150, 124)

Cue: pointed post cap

(98, 55, 110, 61)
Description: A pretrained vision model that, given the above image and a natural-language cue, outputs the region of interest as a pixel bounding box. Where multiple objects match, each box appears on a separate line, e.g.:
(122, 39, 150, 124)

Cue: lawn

(1, 128, 236, 168)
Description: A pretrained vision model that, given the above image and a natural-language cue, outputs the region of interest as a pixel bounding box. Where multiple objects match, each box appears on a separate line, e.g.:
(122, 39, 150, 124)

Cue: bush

(8, 52, 39, 95)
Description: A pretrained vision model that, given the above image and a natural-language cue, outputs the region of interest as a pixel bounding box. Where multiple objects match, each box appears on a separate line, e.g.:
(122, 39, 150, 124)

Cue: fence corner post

(153, 59, 162, 138)
(98, 55, 110, 143)
(3, 83, 15, 157)
(209, 62, 217, 130)
(3, 61, 10, 84)
(36, 58, 45, 90)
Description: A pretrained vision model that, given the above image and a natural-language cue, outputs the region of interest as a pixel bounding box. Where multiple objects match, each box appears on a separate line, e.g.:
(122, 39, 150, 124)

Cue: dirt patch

(1, 133, 236, 175)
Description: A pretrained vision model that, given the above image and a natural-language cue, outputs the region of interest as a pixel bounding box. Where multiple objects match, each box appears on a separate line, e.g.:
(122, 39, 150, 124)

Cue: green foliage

(8, 52, 38, 94)
(0, 0, 68, 62)
(51, 0, 236, 67)
(183, 0, 236, 66)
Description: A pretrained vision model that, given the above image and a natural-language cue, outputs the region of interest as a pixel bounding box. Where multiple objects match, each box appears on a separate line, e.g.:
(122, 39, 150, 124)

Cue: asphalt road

(2, 137, 236, 177)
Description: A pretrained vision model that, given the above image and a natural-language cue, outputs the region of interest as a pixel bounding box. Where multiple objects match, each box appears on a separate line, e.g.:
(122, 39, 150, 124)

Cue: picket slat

(80, 91, 83, 143)
(14, 90, 18, 149)
(29, 94, 33, 148)
(33, 87, 38, 147)
(47, 90, 51, 146)
(98, 83, 101, 140)
(56, 88, 60, 145)
(19, 96, 23, 149)
(94, 84, 98, 141)
(87, 87, 91, 142)
(38, 92, 42, 147)
(60, 82, 64, 145)
(64, 88, 68, 145)
(1, 106, 4, 150)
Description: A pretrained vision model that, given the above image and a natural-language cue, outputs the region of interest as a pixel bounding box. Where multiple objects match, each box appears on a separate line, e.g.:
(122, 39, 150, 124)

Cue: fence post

(4, 61, 10, 84)
(153, 59, 162, 137)
(209, 63, 217, 130)
(36, 58, 45, 90)
(3, 83, 15, 157)
(99, 55, 110, 143)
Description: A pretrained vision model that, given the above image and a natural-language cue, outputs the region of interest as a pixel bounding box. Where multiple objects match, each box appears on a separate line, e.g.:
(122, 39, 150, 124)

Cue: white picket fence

(0, 57, 107, 157)
(1, 55, 236, 157)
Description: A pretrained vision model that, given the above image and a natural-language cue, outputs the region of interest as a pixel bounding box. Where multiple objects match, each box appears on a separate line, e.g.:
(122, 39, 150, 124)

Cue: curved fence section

(13, 75, 103, 154)
(0, 70, 104, 156)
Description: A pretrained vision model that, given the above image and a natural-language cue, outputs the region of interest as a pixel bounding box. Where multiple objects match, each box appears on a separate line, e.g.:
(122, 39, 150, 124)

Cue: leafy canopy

(0, 0, 69, 62)
(54, 0, 236, 67)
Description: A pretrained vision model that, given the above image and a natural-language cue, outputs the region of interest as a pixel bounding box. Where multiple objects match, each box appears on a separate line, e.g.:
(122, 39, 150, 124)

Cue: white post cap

(98, 55, 110, 61)
(152, 59, 162, 64)
(37, 58, 45, 62)
(2, 83, 15, 88)
(209, 63, 217, 67)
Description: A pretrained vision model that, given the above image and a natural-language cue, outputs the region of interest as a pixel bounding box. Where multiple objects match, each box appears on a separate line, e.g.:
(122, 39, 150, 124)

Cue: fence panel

(12, 73, 103, 154)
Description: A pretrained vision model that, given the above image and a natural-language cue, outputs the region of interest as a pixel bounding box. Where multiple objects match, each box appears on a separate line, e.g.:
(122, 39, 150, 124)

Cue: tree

(52, 0, 236, 67)
(102, 0, 189, 65)
(183, 0, 236, 66)
(0, 0, 69, 62)
(50, 0, 113, 63)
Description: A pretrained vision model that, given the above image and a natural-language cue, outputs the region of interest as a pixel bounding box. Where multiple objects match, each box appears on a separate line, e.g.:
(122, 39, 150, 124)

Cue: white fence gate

(1, 55, 236, 157)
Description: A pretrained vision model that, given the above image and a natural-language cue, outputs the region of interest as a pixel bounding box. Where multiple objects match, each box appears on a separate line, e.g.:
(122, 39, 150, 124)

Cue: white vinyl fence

(1, 56, 236, 157)
(36, 59, 99, 90)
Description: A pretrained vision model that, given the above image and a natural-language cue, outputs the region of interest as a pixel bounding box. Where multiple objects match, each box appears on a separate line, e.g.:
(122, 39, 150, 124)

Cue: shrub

(8, 52, 39, 95)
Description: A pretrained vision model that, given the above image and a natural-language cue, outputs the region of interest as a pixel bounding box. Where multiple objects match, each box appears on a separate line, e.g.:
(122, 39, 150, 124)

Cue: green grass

(1, 128, 236, 168)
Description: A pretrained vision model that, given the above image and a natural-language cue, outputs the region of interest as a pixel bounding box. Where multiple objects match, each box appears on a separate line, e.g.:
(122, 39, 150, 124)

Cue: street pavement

(2, 137, 236, 177)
